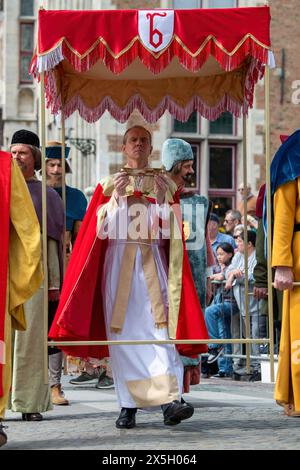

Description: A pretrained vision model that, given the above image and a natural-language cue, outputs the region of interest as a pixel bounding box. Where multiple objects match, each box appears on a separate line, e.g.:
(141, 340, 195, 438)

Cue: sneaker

(69, 371, 98, 385)
(207, 346, 224, 364)
(95, 373, 114, 389)
(249, 370, 262, 382)
(212, 371, 233, 378)
(233, 366, 254, 376)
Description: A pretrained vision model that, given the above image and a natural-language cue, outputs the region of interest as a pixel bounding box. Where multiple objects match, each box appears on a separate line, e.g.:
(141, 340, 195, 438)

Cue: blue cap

(161, 138, 194, 171)
(46, 141, 70, 159)
(45, 141, 71, 173)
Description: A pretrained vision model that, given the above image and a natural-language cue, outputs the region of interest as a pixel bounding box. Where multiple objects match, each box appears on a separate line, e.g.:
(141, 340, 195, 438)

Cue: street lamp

(66, 137, 96, 157)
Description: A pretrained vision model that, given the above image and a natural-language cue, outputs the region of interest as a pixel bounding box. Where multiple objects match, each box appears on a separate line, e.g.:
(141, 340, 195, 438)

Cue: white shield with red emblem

(138, 10, 174, 53)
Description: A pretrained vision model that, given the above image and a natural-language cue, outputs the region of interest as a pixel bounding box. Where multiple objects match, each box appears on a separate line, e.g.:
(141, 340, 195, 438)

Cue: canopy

(31, 7, 272, 123)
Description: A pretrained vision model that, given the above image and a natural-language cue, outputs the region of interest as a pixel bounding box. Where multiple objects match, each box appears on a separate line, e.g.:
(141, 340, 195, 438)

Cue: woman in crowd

(205, 243, 239, 377)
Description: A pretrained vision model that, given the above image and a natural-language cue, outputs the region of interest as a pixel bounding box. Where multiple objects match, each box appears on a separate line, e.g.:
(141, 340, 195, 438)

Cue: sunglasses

(224, 219, 234, 224)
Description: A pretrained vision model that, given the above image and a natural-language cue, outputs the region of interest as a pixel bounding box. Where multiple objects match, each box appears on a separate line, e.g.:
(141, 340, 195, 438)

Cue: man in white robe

(101, 126, 194, 428)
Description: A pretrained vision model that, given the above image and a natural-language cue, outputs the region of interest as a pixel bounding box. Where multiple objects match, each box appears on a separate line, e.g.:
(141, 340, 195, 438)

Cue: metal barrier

(207, 279, 276, 377)
(48, 279, 275, 381)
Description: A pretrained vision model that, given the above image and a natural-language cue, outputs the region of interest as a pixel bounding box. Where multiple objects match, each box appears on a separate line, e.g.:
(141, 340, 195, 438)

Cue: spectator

(237, 183, 257, 217)
(205, 243, 239, 377)
(225, 230, 266, 378)
(208, 213, 235, 257)
(241, 215, 258, 231)
(223, 209, 242, 236)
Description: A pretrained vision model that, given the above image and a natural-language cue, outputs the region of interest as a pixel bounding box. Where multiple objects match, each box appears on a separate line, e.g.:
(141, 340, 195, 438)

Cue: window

(209, 196, 234, 217)
(174, 0, 237, 7)
(174, 0, 201, 8)
(208, 144, 236, 218)
(20, 0, 34, 16)
(209, 145, 234, 189)
(209, 112, 234, 135)
(0, 1, 4, 12)
(20, 21, 34, 83)
(173, 112, 198, 133)
(204, 0, 236, 7)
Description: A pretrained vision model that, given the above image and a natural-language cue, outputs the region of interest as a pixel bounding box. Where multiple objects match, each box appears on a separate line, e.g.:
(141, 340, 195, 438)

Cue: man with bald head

(237, 183, 257, 217)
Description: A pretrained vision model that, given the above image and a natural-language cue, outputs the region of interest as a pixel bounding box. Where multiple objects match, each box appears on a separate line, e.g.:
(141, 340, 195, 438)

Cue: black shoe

(162, 400, 194, 426)
(115, 408, 137, 429)
(22, 413, 43, 421)
(0, 422, 7, 448)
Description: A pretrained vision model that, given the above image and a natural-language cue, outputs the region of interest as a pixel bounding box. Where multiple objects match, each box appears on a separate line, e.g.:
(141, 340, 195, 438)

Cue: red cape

(0, 152, 11, 396)
(49, 184, 208, 358)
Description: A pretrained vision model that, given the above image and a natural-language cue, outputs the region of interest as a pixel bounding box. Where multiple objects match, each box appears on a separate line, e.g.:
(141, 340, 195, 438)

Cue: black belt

(295, 224, 300, 232)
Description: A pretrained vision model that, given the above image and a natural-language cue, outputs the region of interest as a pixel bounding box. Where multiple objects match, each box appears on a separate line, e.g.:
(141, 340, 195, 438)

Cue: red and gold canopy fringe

(31, 7, 272, 123)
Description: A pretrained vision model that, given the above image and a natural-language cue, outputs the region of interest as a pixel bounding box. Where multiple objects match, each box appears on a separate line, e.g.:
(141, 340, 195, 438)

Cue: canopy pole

(48, 338, 271, 346)
(40, 72, 48, 385)
(243, 115, 251, 373)
(265, 65, 275, 382)
(61, 112, 67, 277)
(60, 112, 68, 375)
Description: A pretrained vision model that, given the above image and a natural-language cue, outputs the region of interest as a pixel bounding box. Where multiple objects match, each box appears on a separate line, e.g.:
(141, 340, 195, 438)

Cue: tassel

(36, 44, 64, 73)
(46, 92, 246, 124)
(41, 59, 264, 123)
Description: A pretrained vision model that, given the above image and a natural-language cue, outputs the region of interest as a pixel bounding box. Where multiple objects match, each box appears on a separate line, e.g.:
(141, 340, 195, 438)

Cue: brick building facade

(253, 0, 300, 186)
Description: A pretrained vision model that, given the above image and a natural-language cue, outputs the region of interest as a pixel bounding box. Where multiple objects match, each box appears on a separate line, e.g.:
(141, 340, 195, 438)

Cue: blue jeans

(205, 300, 239, 375)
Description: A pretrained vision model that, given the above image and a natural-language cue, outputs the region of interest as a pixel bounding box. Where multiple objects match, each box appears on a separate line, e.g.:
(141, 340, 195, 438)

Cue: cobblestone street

(2, 376, 300, 450)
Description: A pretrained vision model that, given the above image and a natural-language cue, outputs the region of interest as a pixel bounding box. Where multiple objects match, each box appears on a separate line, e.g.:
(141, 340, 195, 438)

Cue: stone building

(1, 0, 299, 214)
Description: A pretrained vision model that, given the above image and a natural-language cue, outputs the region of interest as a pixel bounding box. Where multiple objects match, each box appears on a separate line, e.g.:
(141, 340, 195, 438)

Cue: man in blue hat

(162, 138, 215, 391)
(45, 141, 87, 256)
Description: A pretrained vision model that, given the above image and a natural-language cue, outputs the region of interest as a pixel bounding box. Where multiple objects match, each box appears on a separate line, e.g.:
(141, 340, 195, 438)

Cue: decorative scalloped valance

(31, 6, 272, 123)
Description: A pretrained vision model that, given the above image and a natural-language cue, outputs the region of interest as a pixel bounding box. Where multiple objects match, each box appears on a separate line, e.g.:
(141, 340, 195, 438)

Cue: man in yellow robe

(271, 131, 300, 416)
(0, 151, 43, 446)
